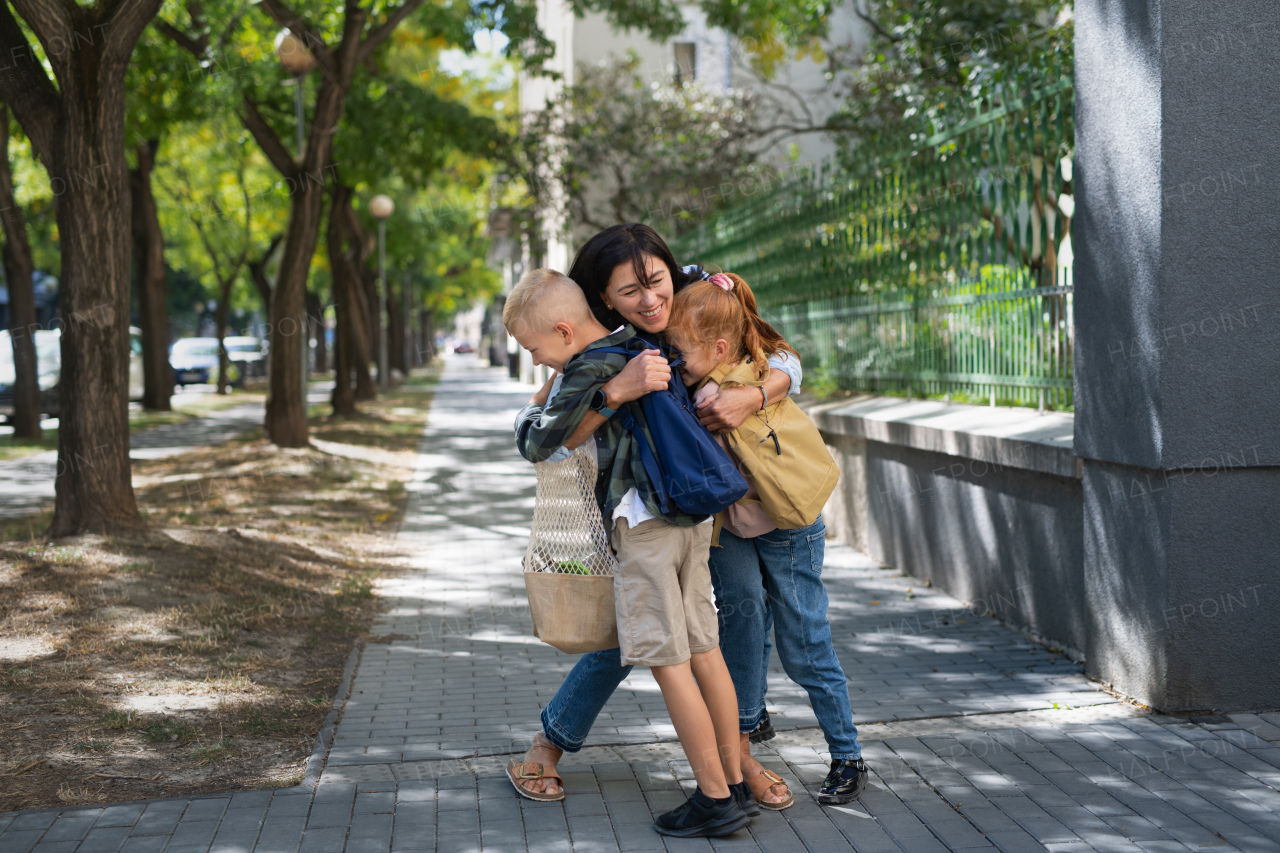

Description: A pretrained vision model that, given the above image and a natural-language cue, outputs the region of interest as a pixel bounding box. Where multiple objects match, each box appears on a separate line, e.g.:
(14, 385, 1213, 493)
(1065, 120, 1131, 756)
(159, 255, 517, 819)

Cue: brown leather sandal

(746, 767, 794, 810)
(506, 759, 565, 801)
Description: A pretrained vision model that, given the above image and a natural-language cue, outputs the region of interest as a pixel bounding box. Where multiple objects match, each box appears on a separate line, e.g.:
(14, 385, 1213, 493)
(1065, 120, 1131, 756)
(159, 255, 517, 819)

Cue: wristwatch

(590, 389, 617, 418)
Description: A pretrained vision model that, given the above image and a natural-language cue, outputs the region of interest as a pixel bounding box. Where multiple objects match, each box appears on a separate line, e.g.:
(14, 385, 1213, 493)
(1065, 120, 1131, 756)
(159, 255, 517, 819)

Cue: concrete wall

(864, 441, 1086, 659)
(1074, 0, 1280, 711)
(813, 390, 1280, 712)
(813, 398, 1088, 659)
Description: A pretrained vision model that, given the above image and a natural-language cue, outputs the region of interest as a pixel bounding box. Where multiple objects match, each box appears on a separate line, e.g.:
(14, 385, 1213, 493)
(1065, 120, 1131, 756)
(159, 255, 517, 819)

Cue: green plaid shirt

(514, 326, 706, 528)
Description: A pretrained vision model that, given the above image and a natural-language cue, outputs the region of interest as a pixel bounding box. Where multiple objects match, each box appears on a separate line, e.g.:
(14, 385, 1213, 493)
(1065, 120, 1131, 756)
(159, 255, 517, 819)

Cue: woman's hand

(696, 385, 763, 433)
(602, 349, 670, 407)
(530, 372, 558, 407)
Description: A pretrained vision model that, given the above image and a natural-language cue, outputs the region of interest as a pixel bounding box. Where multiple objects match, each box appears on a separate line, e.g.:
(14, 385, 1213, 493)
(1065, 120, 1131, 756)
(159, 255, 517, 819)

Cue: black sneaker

(654, 788, 750, 837)
(748, 711, 776, 744)
(730, 779, 761, 817)
(817, 758, 868, 805)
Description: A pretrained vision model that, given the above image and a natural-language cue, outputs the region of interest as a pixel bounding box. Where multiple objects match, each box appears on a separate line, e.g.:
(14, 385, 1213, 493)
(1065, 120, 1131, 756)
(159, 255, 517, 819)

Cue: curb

(301, 639, 363, 791)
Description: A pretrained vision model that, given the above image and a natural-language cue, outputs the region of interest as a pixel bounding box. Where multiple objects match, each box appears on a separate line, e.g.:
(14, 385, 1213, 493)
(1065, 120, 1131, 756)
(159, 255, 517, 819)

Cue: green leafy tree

(126, 21, 222, 412)
(522, 52, 775, 244)
(159, 0, 551, 447)
(829, 0, 1071, 148)
(155, 118, 284, 394)
(323, 31, 505, 414)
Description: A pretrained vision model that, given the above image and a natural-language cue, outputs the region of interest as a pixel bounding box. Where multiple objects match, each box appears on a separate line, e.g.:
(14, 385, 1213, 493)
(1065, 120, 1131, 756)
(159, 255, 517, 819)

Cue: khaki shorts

(610, 518, 719, 667)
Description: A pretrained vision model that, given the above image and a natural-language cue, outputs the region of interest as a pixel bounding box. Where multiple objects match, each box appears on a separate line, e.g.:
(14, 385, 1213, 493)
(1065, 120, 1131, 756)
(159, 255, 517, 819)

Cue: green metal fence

(675, 49, 1075, 410)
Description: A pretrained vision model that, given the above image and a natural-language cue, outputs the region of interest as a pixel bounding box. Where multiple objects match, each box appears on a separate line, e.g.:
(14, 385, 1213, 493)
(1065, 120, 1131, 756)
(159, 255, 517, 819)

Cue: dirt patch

(0, 377, 437, 812)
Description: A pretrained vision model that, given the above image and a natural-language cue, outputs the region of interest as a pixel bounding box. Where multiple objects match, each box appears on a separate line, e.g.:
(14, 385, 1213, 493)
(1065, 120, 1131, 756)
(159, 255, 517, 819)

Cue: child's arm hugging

(515, 359, 615, 463)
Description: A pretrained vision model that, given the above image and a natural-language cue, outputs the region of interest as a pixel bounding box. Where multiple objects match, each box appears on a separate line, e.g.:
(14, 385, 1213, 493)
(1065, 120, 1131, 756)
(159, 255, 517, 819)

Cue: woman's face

(602, 253, 674, 335)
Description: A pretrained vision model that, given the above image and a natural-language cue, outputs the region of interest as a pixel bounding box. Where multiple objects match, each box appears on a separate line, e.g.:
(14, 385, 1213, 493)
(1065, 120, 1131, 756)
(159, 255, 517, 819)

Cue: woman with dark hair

(511, 224, 864, 810)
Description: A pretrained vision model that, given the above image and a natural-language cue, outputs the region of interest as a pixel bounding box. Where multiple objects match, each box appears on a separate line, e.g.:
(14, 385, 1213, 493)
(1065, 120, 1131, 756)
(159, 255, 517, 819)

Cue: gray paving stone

(114, 835, 168, 853)
(268, 796, 314, 818)
(1131, 842, 1194, 853)
(40, 813, 99, 843)
(255, 826, 305, 853)
(182, 799, 229, 823)
(985, 834, 1048, 853)
(165, 818, 219, 850)
(826, 818, 903, 853)
(433, 832, 483, 853)
(208, 829, 260, 852)
(77, 826, 132, 853)
(94, 805, 145, 829)
(8, 813, 57, 833)
(30, 842, 79, 853)
(344, 835, 392, 853)
(131, 804, 187, 838)
(217, 808, 267, 835)
(350, 814, 394, 839)
(298, 826, 347, 853)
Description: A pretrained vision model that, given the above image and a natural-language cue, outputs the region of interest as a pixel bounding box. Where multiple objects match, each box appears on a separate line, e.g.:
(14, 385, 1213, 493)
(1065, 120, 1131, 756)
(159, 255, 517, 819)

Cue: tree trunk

(265, 184, 323, 447)
(0, 106, 40, 439)
(30, 6, 156, 536)
(358, 263, 381, 393)
(258, 18, 364, 447)
(327, 184, 356, 416)
(128, 139, 171, 411)
(306, 290, 325, 373)
(215, 278, 232, 395)
(248, 233, 281, 314)
(337, 194, 377, 402)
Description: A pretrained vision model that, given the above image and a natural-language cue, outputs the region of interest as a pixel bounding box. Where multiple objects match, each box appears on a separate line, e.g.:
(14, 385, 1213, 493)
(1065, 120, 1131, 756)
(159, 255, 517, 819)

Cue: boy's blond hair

(502, 268, 595, 337)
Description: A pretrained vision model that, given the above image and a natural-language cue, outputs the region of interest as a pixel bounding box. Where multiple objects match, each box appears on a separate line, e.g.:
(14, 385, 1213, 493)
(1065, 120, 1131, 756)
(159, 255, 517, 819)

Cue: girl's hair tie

(709, 273, 734, 292)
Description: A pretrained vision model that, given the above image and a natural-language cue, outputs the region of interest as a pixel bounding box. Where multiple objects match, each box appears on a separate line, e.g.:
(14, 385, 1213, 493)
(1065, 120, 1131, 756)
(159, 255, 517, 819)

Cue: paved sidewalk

(3, 358, 1278, 853)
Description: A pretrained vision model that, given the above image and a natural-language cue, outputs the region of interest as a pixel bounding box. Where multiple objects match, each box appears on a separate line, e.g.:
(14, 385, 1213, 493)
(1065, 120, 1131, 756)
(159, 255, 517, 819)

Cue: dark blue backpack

(591, 336, 748, 516)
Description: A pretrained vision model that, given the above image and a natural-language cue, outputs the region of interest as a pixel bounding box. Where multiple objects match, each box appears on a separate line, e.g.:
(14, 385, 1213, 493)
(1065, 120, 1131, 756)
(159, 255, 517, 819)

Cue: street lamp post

(274, 29, 317, 421)
(369, 194, 395, 392)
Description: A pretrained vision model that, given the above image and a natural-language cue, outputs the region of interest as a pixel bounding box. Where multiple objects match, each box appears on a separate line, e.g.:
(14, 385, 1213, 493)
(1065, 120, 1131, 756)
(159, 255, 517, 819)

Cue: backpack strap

(580, 338, 678, 515)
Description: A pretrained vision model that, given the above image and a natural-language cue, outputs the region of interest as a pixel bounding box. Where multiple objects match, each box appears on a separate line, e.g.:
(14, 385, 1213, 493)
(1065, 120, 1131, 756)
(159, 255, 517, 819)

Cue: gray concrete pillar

(1075, 0, 1280, 710)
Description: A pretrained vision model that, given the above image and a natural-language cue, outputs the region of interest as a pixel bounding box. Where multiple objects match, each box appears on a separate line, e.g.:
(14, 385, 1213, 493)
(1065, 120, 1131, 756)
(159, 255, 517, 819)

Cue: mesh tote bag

(523, 442, 619, 654)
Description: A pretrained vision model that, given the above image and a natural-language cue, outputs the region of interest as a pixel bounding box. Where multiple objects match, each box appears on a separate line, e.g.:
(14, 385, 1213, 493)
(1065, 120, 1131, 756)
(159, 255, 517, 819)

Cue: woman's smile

(604, 254, 674, 333)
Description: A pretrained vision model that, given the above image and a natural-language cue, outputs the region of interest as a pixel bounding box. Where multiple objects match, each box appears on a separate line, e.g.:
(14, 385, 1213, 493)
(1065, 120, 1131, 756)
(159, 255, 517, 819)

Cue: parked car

(0, 326, 144, 419)
(171, 337, 221, 387)
(453, 342, 475, 354)
(223, 336, 265, 379)
(171, 336, 264, 387)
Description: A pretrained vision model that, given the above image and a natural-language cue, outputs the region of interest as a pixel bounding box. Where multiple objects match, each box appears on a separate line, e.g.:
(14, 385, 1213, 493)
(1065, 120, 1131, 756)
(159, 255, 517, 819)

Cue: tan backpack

(706, 361, 839, 529)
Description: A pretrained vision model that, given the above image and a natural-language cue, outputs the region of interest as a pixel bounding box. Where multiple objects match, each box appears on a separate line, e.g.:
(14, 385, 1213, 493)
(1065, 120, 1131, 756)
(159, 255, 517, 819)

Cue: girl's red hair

(668, 272, 797, 378)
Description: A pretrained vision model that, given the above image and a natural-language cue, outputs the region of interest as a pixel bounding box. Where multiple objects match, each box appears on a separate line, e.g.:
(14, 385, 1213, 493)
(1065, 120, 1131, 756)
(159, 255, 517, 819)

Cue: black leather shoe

(654, 788, 750, 837)
(748, 711, 776, 744)
(817, 758, 868, 805)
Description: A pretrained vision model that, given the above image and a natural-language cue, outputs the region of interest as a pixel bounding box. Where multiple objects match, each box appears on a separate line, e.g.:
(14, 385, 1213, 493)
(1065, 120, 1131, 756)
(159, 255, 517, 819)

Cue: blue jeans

(708, 517, 862, 761)
(540, 647, 631, 752)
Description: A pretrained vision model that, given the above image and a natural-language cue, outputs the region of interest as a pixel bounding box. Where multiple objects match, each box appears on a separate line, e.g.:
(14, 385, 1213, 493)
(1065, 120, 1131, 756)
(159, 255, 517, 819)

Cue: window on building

(674, 42, 696, 86)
